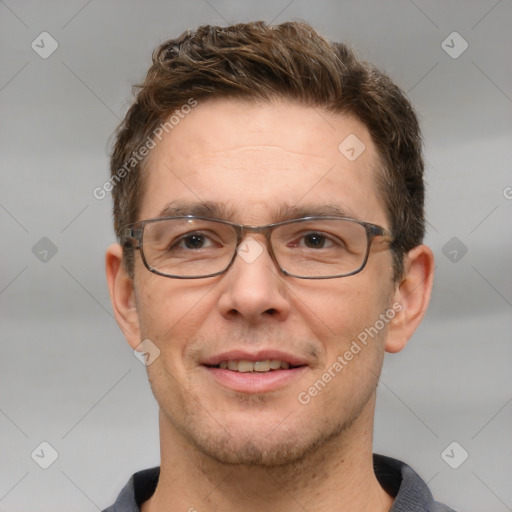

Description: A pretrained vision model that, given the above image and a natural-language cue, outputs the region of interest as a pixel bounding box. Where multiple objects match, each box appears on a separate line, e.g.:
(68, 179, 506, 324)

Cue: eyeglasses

(122, 215, 393, 280)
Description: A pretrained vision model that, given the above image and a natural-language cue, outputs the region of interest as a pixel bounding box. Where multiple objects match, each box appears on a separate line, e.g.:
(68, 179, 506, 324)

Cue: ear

(105, 243, 141, 350)
(385, 245, 435, 353)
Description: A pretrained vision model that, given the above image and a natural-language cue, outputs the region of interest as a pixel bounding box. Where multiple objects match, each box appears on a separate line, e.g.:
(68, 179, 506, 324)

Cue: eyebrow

(156, 200, 360, 223)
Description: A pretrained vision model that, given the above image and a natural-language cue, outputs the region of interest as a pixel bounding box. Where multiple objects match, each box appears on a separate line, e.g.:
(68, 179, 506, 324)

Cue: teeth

(237, 360, 254, 373)
(253, 360, 270, 372)
(216, 359, 293, 372)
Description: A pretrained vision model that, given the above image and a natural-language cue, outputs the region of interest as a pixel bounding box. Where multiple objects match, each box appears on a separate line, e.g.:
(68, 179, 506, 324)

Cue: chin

(183, 416, 350, 468)
(194, 436, 310, 467)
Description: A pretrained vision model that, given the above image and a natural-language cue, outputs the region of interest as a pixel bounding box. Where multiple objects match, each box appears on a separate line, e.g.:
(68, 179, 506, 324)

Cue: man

(103, 21, 455, 511)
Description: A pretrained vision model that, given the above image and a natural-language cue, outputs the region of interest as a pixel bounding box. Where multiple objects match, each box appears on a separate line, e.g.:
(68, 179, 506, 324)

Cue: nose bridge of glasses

(236, 223, 274, 245)
(231, 224, 279, 270)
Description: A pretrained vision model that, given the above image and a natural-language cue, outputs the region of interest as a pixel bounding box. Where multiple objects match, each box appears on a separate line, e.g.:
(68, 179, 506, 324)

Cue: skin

(106, 98, 434, 512)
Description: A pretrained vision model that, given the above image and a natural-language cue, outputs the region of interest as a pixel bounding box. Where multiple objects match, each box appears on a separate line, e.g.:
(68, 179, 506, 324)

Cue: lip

(200, 349, 310, 394)
(201, 349, 310, 367)
(201, 365, 309, 393)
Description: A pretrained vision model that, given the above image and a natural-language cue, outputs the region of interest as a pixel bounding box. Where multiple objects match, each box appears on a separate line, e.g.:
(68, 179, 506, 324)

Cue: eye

(289, 231, 342, 249)
(172, 232, 217, 250)
(301, 232, 332, 249)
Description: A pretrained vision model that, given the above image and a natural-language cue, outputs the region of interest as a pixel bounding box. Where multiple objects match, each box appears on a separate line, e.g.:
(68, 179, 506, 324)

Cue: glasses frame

(122, 215, 393, 280)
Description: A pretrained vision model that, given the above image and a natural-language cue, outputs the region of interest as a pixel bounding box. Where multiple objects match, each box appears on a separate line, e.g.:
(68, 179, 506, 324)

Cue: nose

(216, 235, 292, 324)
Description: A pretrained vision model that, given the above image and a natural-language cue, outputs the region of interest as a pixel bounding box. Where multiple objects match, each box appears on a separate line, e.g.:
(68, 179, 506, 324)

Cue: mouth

(205, 359, 299, 373)
(200, 351, 309, 393)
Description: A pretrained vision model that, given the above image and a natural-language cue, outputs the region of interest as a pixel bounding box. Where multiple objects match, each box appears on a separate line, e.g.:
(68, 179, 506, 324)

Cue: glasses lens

(272, 219, 368, 277)
(142, 218, 237, 277)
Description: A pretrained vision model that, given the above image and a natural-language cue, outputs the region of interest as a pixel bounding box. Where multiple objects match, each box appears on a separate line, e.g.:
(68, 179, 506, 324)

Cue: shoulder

(102, 467, 160, 512)
(373, 454, 458, 512)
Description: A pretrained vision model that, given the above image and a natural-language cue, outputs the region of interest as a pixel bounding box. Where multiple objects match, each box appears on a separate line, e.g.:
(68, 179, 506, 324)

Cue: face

(127, 99, 398, 466)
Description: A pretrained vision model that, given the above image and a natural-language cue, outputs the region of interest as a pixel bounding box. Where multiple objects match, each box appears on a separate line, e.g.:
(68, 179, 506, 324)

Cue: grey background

(1, 0, 511, 510)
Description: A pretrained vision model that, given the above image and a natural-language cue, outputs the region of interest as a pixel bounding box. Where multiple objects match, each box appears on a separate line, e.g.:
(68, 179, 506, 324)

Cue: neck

(142, 397, 393, 512)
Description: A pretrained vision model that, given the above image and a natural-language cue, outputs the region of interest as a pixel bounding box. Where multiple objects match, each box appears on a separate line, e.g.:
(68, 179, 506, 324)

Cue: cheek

(291, 276, 390, 350)
(295, 282, 391, 415)
(135, 278, 218, 357)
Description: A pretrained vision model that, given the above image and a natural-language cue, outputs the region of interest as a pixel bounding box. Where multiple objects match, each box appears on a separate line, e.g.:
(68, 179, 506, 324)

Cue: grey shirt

(102, 454, 457, 511)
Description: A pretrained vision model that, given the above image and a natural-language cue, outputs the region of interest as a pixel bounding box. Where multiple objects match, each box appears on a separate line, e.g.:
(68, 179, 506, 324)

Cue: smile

(209, 359, 296, 372)
(200, 350, 310, 392)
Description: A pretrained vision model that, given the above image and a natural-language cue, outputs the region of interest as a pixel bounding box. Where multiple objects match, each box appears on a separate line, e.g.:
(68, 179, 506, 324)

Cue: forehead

(140, 98, 387, 225)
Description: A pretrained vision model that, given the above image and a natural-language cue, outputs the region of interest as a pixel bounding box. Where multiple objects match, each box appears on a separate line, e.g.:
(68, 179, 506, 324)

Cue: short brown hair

(109, 21, 424, 281)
